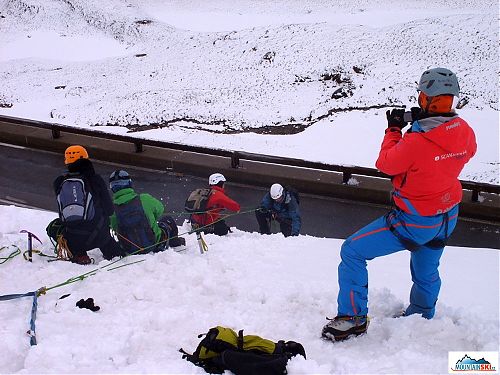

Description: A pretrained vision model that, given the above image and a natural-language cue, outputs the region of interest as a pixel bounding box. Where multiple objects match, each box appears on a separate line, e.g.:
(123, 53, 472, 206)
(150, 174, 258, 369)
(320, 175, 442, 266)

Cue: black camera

(403, 111, 413, 123)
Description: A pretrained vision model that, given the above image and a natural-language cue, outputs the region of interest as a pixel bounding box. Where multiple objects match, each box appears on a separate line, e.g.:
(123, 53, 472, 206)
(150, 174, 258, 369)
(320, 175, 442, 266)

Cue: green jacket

(110, 188, 164, 242)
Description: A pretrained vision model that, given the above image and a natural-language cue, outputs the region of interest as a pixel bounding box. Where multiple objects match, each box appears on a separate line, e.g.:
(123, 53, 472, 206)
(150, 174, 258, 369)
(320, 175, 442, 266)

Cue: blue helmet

(109, 169, 132, 192)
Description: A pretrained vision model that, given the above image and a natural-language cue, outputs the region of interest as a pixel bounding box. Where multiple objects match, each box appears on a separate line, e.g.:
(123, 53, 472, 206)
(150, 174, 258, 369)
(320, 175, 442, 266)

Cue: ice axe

(19, 230, 42, 263)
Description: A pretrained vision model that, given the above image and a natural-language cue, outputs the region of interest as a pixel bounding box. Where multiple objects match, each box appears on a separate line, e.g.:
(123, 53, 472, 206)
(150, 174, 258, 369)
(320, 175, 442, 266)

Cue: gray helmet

(418, 67, 460, 97)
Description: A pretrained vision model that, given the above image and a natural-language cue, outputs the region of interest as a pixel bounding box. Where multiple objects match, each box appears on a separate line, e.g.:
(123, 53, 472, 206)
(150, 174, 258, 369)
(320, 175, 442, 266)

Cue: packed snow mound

(0, 205, 498, 374)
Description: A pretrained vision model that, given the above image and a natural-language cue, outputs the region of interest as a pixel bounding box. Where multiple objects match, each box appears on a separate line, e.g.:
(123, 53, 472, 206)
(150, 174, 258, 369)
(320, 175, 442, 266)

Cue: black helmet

(109, 169, 132, 192)
(418, 67, 460, 97)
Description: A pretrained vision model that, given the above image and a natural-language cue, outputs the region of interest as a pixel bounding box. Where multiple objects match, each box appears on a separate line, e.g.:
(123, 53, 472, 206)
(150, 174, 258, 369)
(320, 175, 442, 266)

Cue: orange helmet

(64, 145, 89, 165)
(418, 92, 454, 114)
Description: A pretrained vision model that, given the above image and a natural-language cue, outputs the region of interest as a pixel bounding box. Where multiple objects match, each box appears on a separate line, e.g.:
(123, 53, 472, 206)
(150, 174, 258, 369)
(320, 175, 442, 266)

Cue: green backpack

(180, 326, 306, 375)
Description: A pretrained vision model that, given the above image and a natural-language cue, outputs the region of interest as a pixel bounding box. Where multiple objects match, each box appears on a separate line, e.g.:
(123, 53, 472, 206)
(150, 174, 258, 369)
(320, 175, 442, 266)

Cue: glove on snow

(76, 298, 100, 312)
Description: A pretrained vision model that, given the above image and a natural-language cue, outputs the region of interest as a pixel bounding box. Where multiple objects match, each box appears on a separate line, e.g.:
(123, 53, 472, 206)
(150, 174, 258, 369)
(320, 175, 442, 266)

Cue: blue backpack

(57, 176, 95, 223)
(114, 196, 156, 253)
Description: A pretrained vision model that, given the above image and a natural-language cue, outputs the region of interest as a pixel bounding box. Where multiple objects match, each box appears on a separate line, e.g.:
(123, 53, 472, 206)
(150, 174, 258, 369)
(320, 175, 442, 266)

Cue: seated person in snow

(189, 173, 241, 236)
(256, 183, 301, 237)
(48, 145, 123, 265)
(109, 169, 185, 254)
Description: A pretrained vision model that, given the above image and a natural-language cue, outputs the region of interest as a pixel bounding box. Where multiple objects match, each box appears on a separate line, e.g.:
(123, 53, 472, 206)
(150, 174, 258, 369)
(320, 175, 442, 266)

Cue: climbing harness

(385, 210, 450, 251)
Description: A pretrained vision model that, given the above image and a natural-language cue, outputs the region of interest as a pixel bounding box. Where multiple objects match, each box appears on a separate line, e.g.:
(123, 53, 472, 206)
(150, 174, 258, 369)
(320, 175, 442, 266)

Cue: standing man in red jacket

(190, 173, 241, 235)
(322, 68, 477, 342)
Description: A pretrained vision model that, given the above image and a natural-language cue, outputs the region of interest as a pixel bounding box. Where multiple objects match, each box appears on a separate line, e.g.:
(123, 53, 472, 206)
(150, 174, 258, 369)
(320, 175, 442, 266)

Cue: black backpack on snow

(180, 326, 306, 375)
(114, 196, 156, 253)
(56, 175, 95, 223)
(185, 188, 213, 213)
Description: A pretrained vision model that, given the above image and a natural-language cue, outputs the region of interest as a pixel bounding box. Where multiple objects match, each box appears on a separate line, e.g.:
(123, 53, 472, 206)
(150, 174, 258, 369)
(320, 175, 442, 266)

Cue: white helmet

(270, 183, 284, 200)
(209, 173, 226, 186)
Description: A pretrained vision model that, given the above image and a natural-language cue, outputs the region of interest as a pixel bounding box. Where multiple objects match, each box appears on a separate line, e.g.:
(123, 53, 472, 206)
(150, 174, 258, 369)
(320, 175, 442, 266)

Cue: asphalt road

(0, 143, 498, 249)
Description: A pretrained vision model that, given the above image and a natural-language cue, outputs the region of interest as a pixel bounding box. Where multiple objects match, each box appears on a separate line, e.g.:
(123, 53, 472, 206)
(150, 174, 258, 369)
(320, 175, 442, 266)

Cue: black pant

(255, 210, 292, 237)
(158, 215, 185, 248)
(62, 220, 123, 259)
(211, 220, 231, 236)
(192, 219, 230, 236)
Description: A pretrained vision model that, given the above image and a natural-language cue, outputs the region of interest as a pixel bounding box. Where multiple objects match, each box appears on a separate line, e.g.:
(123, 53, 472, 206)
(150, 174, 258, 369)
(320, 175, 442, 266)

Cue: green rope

(0, 245, 21, 265)
(38, 207, 261, 295)
(117, 206, 260, 255)
(106, 259, 145, 272)
(23, 249, 58, 261)
(165, 206, 259, 218)
(46, 218, 66, 256)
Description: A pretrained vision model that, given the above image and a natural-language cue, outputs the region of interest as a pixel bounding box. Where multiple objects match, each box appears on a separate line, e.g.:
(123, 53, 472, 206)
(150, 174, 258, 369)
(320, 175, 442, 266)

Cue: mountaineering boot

(169, 236, 186, 248)
(321, 315, 369, 342)
(392, 309, 407, 318)
(71, 253, 91, 265)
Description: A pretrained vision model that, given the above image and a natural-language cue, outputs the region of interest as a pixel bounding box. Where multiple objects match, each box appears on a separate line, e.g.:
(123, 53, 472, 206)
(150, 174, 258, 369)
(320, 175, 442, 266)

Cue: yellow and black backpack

(180, 326, 305, 375)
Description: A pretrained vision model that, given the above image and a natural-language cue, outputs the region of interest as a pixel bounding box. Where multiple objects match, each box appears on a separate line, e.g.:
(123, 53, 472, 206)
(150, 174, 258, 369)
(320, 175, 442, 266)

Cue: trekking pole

(19, 230, 42, 263)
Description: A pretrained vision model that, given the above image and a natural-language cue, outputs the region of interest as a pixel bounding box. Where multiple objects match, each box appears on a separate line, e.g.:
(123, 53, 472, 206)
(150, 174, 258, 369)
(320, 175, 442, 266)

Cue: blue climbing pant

(337, 205, 458, 319)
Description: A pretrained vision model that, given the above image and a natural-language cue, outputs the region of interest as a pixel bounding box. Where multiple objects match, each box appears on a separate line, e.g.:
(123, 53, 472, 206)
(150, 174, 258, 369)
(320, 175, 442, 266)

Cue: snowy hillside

(0, 0, 498, 184)
(0, 205, 498, 374)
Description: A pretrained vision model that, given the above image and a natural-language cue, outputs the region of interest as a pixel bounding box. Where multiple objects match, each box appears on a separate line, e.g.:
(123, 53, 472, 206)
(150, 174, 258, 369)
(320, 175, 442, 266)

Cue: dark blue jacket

(260, 190, 301, 235)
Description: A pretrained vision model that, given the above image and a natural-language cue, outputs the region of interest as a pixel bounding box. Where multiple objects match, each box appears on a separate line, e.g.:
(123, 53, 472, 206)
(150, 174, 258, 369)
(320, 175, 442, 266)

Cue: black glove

(76, 298, 100, 312)
(386, 109, 406, 129)
(409, 107, 422, 122)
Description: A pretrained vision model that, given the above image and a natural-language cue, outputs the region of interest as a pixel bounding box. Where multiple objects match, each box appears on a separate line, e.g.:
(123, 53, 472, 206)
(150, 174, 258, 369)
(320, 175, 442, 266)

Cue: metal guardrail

(1, 114, 498, 202)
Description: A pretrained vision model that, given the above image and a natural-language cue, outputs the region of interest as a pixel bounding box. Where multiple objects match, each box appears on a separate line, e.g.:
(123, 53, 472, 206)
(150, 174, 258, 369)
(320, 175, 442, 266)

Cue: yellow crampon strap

(56, 235, 73, 261)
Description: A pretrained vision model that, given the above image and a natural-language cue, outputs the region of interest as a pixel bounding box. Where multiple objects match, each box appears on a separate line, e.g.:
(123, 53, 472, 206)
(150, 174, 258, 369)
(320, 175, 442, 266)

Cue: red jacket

(376, 116, 476, 216)
(191, 186, 240, 225)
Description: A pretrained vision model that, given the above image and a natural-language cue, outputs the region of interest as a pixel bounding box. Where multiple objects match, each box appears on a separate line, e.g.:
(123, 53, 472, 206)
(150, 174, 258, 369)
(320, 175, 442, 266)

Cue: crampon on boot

(321, 315, 369, 342)
(71, 253, 91, 265)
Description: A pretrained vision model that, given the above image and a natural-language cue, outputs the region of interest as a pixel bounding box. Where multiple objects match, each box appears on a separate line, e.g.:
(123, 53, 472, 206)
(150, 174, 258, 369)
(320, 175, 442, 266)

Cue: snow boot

(71, 253, 91, 265)
(321, 315, 369, 342)
(169, 236, 186, 248)
(392, 309, 407, 318)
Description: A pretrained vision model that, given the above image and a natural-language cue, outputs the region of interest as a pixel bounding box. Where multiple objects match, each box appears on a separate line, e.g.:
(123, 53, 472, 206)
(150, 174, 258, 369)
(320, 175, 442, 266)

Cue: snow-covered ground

(1, 3, 499, 374)
(0, 0, 498, 183)
(0, 205, 498, 374)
